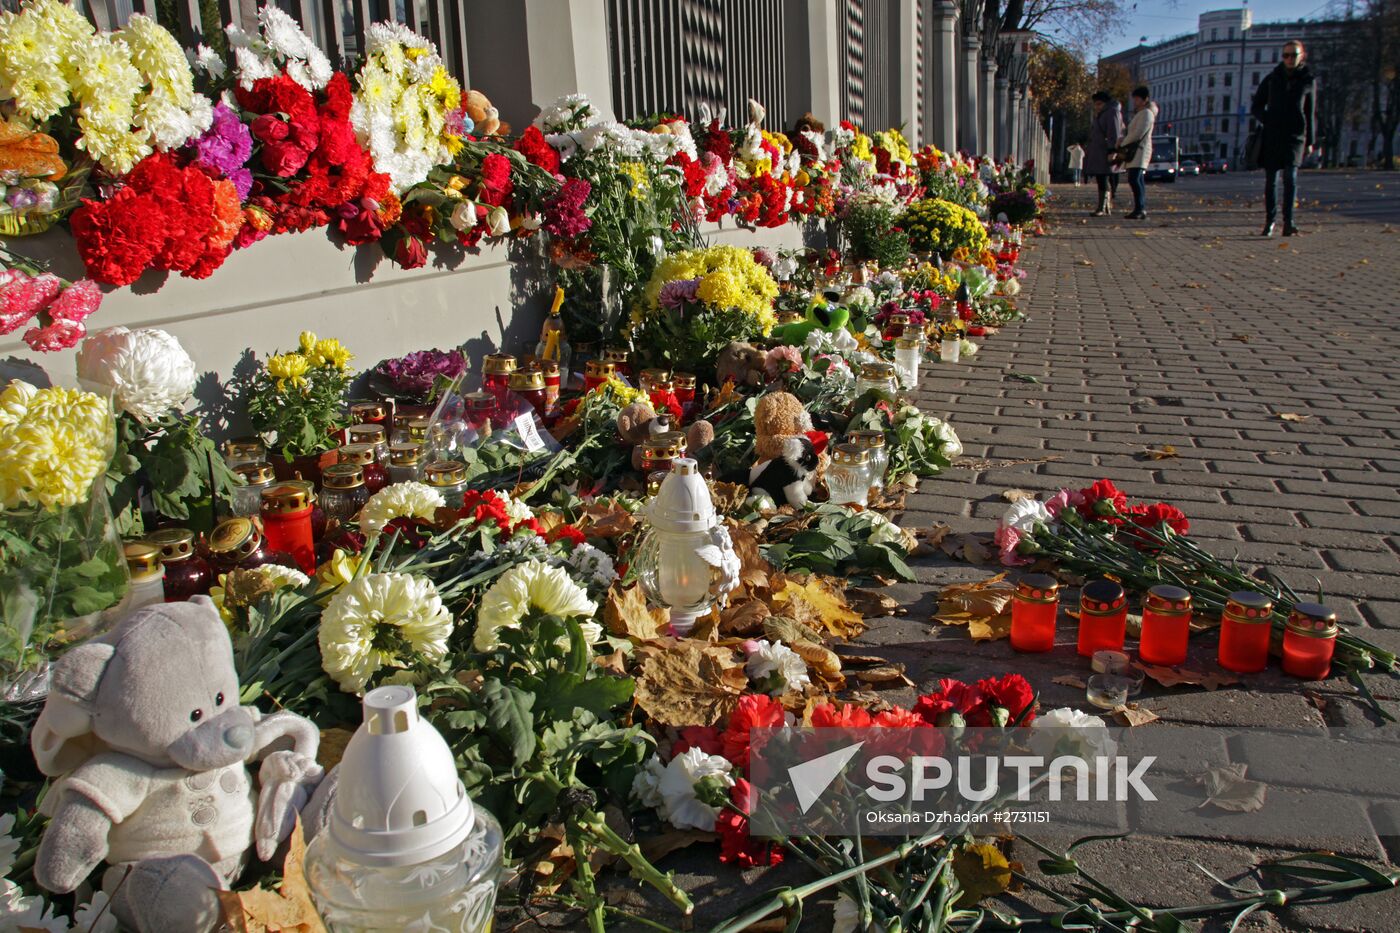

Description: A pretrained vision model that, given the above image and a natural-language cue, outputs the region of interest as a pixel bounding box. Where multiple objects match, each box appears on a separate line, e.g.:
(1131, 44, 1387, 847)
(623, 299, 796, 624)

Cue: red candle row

(1008, 574, 1339, 679)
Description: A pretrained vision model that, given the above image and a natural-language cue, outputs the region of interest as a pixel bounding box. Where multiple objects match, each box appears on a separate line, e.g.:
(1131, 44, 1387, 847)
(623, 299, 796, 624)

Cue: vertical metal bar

(319, 0, 346, 68)
(349, 0, 374, 58)
(403, 0, 421, 32)
(448, 0, 470, 87)
(174, 0, 205, 43)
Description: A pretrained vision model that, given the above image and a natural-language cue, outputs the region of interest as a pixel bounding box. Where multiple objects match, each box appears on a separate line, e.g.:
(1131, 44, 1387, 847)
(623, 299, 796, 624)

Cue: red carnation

(721, 694, 786, 771)
(547, 525, 587, 546)
(1131, 502, 1190, 536)
(810, 703, 873, 729)
(716, 778, 784, 868)
(872, 707, 926, 729)
(1077, 478, 1129, 521)
(671, 726, 723, 757)
(514, 125, 561, 174)
(913, 678, 985, 726)
(975, 674, 1036, 726)
(477, 152, 514, 207)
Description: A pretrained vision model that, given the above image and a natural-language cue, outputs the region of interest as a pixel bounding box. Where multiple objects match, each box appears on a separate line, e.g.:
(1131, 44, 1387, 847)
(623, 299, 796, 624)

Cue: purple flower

(193, 102, 254, 199)
(543, 176, 592, 238)
(375, 348, 467, 398)
(658, 278, 701, 313)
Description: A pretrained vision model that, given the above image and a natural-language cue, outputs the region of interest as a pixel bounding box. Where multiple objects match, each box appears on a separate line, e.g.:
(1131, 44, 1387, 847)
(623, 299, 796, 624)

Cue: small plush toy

(750, 391, 829, 508)
(31, 598, 323, 933)
(464, 89, 504, 136)
(716, 341, 767, 389)
(770, 298, 851, 345)
(617, 400, 659, 470)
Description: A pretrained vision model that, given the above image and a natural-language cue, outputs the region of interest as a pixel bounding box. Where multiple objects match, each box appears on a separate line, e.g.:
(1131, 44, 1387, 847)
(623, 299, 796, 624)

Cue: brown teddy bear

(716, 341, 767, 389)
(618, 400, 715, 471)
(464, 89, 505, 137)
(750, 392, 829, 508)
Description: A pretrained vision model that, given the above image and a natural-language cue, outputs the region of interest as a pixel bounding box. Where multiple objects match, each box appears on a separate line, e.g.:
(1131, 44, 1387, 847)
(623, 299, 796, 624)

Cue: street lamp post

(1235, 1, 1249, 163)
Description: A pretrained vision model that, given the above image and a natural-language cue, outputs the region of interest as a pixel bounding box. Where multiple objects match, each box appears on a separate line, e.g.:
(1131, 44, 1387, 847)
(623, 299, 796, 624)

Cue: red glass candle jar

(584, 360, 616, 392)
(640, 437, 684, 474)
(508, 369, 548, 419)
(639, 368, 671, 394)
(206, 517, 296, 575)
(482, 353, 517, 394)
(462, 391, 497, 432)
(1138, 585, 1193, 665)
(540, 360, 562, 416)
(349, 400, 388, 428)
(1282, 602, 1338, 680)
(673, 373, 697, 419)
(261, 483, 316, 573)
(338, 443, 387, 494)
(1077, 579, 1128, 656)
(601, 347, 631, 378)
(883, 313, 910, 342)
(146, 528, 213, 602)
(1218, 591, 1274, 673)
(1010, 574, 1060, 653)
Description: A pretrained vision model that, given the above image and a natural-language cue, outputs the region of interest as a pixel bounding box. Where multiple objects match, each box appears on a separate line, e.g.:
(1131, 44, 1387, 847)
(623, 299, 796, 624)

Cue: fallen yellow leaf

(604, 584, 669, 641)
(769, 574, 865, 640)
(217, 820, 324, 933)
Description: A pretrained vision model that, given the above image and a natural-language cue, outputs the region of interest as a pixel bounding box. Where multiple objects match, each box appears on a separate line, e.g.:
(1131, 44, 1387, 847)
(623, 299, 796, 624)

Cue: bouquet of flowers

(369, 347, 467, 403)
(847, 401, 962, 479)
(633, 245, 779, 375)
(989, 188, 1040, 226)
(0, 379, 125, 689)
(840, 195, 910, 268)
(0, 246, 103, 351)
(899, 197, 988, 258)
(244, 330, 355, 460)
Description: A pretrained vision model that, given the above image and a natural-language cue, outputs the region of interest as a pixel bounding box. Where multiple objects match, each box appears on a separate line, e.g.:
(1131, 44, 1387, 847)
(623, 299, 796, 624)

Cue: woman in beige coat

(1117, 87, 1157, 220)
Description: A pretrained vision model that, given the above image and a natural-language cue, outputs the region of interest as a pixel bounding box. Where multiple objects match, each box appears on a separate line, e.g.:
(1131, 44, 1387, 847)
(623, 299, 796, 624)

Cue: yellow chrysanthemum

(617, 161, 651, 199)
(0, 381, 111, 510)
(319, 571, 454, 694)
(267, 352, 310, 391)
(316, 548, 365, 594)
(210, 564, 311, 627)
(642, 245, 779, 334)
(310, 338, 354, 370)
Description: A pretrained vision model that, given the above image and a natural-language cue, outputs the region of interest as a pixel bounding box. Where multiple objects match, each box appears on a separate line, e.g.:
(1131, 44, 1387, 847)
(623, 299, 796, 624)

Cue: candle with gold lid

(388, 443, 424, 484)
(338, 443, 388, 494)
(1077, 579, 1128, 656)
(423, 460, 468, 508)
(584, 359, 616, 391)
(146, 527, 213, 602)
(224, 435, 267, 469)
(1139, 584, 1192, 665)
(1010, 574, 1060, 653)
(261, 483, 316, 573)
(827, 444, 871, 507)
(1282, 602, 1338, 679)
(1217, 591, 1273, 673)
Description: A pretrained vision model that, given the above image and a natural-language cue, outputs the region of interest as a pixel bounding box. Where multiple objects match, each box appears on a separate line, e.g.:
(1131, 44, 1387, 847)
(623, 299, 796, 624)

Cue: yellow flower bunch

(617, 160, 651, 199)
(642, 245, 778, 333)
(298, 331, 354, 370)
(903, 262, 958, 298)
(595, 377, 648, 409)
(873, 128, 913, 168)
(848, 130, 874, 167)
(267, 352, 310, 391)
(899, 198, 989, 258)
(0, 380, 112, 510)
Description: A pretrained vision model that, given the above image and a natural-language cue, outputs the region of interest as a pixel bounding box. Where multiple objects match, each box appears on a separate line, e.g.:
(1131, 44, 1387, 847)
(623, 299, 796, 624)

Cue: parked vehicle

(1179, 160, 1201, 176)
(1206, 158, 1229, 173)
(1145, 134, 1179, 182)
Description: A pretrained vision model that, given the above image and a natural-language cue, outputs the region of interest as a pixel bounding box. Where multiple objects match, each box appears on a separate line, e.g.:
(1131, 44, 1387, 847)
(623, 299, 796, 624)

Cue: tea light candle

(1077, 579, 1128, 657)
(1281, 602, 1338, 680)
(1091, 650, 1131, 675)
(1217, 591, 1273, 673)
(1010, 574, 1060, 653)
(1086, 674, 1129, 709)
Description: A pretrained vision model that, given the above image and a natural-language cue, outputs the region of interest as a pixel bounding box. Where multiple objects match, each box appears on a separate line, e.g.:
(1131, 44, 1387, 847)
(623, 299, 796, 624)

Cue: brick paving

(878, 172, 1400, 930)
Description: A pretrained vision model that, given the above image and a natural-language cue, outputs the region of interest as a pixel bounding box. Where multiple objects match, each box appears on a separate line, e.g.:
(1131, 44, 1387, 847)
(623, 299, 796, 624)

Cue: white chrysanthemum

(657, 747, 734, 831)
(745, 639, 810, 694)
(561, 543, 617, 590)
(0, 813, 18, 877)
(189, 44, 226, 79)
(319, 572, 454, 694)
(72, 891, 118, 933)
(630, 757, 666, 810)
(359, 481, 445, 536)
(1000, 496, 1052, 535)
(231, 44, 278, 87)
(0, 879, 68, 933)
(1001, 277, 1022, 297)
(76, 326, 197, 422)
(497, 492, 534, 525)
(958, 338, 979, 358)
(474, 559, 597, 651)
(534, 92, 595, 132)
(261, 6, 313, 60)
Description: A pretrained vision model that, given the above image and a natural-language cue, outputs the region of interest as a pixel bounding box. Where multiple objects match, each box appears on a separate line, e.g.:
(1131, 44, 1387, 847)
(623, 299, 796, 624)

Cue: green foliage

(107, 412, 240, 535)
(761, 503, 914, 581)
(631, 303, 767, 383)
(841, 199, 910, 267)
(848, 394, 958, 479)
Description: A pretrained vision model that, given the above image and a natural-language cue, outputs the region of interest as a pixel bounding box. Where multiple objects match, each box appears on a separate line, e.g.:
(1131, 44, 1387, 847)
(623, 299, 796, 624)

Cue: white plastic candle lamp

(304, 685, 504, 932)
(635, 458, 739, 637)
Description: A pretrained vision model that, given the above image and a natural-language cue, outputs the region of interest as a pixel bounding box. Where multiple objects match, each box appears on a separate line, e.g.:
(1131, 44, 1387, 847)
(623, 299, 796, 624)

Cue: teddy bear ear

(31, 641, 115, 776)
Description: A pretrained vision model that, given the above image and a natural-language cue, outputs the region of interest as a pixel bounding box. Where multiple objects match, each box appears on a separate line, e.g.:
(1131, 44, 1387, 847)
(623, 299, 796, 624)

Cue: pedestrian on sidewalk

(1252, 39, 1315, 237)
(1066, 142, 1085, 185)
(1116, 87, 1157, 220)
(1085, 91, 1123, 216)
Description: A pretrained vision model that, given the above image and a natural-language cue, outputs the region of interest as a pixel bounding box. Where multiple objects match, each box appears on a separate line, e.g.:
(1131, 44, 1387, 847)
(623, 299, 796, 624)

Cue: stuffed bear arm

(249, 709, 319, 761)
(36, 796, 112, 893)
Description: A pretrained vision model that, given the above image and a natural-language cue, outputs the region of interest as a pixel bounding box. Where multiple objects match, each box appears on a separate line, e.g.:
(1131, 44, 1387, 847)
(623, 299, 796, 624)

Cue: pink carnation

(764, 345, 802, 379)
(994, 524, 1032, 567)
(46, 279, 103, 323)
(1044, 487, 1084, 520)
(23, 319, 86, 352)
(0, 271, 62, 333)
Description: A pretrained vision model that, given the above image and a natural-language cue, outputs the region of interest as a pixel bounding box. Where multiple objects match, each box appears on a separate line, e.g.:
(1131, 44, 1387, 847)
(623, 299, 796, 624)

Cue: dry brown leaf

(941, 532, 993, 564)
(1278, 412, 1311, 422)
(787, 640, 846, 692)
(719, 597, 772, 637)
(1000, 488, 1038, 503)
(595, 648, 630, 675)
(315, 727, 353, 772)
(1231, 333, 1252, 343)
(768, 574, 865, 640)
(640, 829, 713, 862)
(634, 642, 748, 727)
(1112, 704, 1160, 727)
(934, 574, 1016, 642)
(1199, 763, 1267, 812)
(579, 501, 637, 538)
(218, 821, 324, 933)
(1052, 674, 1087, 689)
(726, 520, 772, 591)
(604, 584, 669, 641)
(1140, 444, 1179, 460)
(846, 589, 906, 618)
(1137, 663, 1241, 691)
(709, 481, 750, 515)
(852, 664, 914, 688)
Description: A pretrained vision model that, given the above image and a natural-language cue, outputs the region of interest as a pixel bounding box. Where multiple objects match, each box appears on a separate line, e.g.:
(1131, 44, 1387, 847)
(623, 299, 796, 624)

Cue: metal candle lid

(1286, 602, 1338, 638)
(894, 336, 921, 350)
(123, 541, 163, 580)
(1144, 584, 1192, 614)
(322, 463, 366, 489)
(424, 460, 467, 487)
(224, 436, 266, 460)
(642, 437, 684, 460)
(1015, 573, 1061, 603)
(859, 361, 896, 379)
(350, 401, 387, 422)
(482, 353, 517, 376)
(600, 347, 630, 365)
(832, 443, 870, 465)
(389, 443, 423, 466)
(463, 391, 496, 411)
(1224, 591, 1273, 625)
(347, 423, 386, 446)
(673, 372, 697, 390)
(234, 461, 275, 486)
(848, 429, 887, 449)
(641, 367, 672, 384)
(208, 517, 261, 560)
(407, 418, 431, 441)
(1080, 579, 1127, 615)
(261, 483, 313, 514)
(508, 370, 546, 392)
(145, 528, 195, 562)
(338, 443, 377, 467)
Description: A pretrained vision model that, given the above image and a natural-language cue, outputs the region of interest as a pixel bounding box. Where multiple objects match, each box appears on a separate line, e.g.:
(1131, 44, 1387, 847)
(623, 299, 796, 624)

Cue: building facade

(1109, 7, 1365, 165)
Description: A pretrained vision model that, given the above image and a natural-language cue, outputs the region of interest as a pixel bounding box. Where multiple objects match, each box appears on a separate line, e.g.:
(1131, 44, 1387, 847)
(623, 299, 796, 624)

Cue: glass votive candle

(1086, 674, 1129, 709)
(1282, 602, 1338, 680)
(855, 361, 898, 396)
(146, 528, 213, 602)
(1077, 579, 1128, 656)
(639, 436, 684, 474)
(224, 435, 267, 470)
(320, 464, 369, 524)
(540, 360, 562, 416)
(827, 444, 871, 507)
(346, 424, 389, 463)
(673, 373, 697, 419)
(939, 337, 961, 363)
(423, 460, 468, 509)
(884, 313, 910, 342)
(639, 368, 671, 394)
(1138, 584, 1192, 666)
(1010, 573, 1060, 653)
(646, 470, 668, 497)
(893, 337, 921, 389)
(508, 369, 548, 418)
(481, 353, 517, 394)
(350, 400, 388, 427)
(600, 347, 631, 378)
(1092, 650, 1131, 675)
(338, 443, 388, 494)
(231, 461, 275, 517)
(388, 443, 424, 484)
(1218, 591, 1274, 673)
(846, 430, 888, 493)
(584, 360, 616, 391)
(461, 391, 496, 432)
(261, 482, 317, 573)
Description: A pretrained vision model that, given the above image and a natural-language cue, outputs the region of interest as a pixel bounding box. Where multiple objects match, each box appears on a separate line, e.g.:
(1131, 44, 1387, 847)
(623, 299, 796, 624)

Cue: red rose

(721, 694, 786, 771)
(251, 113, 291, 143)
(393, 235, 428, 270)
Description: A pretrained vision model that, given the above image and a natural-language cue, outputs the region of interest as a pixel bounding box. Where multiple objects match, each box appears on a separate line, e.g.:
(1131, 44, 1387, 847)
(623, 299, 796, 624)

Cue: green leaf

(481, 679, 537, 767)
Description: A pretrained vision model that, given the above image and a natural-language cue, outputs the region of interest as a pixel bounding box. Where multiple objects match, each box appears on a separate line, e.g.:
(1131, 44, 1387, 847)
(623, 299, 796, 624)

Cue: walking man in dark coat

(1085, 91, 1124, 216)
(1252, 39, 1315, 236)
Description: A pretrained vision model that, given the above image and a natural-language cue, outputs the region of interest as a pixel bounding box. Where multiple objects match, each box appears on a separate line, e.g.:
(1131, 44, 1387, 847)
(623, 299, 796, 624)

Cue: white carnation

(359, 481, 445, 536)
(76, 326, 197, 422)
(657, 747, 734, 831)
(745, 639, 810, 694)
(630, 756, 666, 809)
(930, 417, 962, 459)
(1000, 496, 1052, 534)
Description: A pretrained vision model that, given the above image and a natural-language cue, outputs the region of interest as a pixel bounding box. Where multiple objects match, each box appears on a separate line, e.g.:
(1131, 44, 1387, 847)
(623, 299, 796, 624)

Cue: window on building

(1225, 73, 1233, 87)
(1208, 74, 1215, 88)
(1272, 49, 1279, 61)
(1253, 71, 1261, 85)
(1227, 50, 1234, 64)
(1207, 98, 1215, 114)
(1254, 49, 1262, 63)
(1211, 28, 1218, 41)
(1228, 27, 1235, 40)
(1223, 95, 1231, 112)
(1210, 52, 1217, 64)
(1222, 118, 1230, 132)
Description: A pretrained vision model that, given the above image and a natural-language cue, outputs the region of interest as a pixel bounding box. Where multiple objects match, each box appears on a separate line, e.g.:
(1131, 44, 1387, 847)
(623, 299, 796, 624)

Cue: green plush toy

(771, 298, 851, 344)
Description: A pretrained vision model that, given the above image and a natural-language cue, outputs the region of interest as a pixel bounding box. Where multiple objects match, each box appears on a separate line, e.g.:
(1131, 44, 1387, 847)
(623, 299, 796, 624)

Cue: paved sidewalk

(876, 172, 1400, 930)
